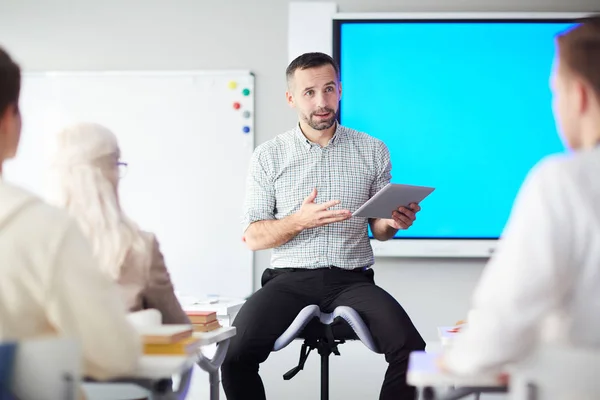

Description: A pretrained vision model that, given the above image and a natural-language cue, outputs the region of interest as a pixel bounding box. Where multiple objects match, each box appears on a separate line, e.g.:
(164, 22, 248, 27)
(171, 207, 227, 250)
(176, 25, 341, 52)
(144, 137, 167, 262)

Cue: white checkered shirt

(242, 124, 392, 269)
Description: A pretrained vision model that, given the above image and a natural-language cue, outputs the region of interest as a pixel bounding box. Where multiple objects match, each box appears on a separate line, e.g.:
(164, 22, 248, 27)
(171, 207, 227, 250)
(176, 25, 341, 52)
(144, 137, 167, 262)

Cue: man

(222, 52, 425, 400)
(440, 16, 600, 376)
(0, 46, 141, 382)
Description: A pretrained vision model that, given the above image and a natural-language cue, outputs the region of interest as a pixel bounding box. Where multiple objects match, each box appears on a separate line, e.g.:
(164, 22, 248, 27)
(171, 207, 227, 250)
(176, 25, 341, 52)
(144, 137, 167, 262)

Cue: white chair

(6, 336, 81, 400)
(509, 345, 600, 400)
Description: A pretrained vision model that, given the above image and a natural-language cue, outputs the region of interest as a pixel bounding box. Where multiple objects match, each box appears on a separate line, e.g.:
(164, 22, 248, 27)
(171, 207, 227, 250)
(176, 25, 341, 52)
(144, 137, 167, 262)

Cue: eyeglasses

(117, 161, 128, 178)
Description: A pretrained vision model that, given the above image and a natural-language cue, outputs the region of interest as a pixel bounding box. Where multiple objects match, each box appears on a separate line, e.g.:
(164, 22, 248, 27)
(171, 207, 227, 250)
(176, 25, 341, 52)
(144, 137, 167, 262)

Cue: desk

(82, 382, 150, 400)
(128, 327, 235, 399)
(194, 326, 236, 400)
(126, 310, 236, 400)
(180, 300, 241, 400)
(194, 326, 236, 346)
(138, 326, 236, 400)
(408, 351, 501, 387)
(407, 351, 506, 400)
(134, 353, 197, 380)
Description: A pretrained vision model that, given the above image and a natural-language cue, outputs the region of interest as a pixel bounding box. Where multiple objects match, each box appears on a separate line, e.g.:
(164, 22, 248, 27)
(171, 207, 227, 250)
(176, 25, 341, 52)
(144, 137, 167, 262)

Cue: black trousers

(222, 267, 426, 400)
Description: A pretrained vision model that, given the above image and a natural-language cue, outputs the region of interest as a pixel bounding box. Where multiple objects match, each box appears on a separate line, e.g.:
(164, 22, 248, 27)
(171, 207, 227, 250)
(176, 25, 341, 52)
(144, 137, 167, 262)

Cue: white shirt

(242, 124, 391, 269)
(445, 146, 600, 375)
(0, 180, 141, 380)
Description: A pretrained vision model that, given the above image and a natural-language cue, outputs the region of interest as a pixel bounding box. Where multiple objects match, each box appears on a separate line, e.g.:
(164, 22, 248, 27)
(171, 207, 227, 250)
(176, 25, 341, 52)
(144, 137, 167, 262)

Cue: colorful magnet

(242, 110, 251, 118)
(233, 102, 241, 110)
(242, 126, 251, 134)
(242, 88, 251, 96)
(228, 81, 238, 89)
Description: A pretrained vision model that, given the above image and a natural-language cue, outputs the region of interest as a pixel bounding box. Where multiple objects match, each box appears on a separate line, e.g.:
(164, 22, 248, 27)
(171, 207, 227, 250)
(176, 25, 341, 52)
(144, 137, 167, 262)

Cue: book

(192, 320, 221, 333)
(139, 324, 193, 345)
(144, 336, 201, 355)
(186, 310, 217, 324)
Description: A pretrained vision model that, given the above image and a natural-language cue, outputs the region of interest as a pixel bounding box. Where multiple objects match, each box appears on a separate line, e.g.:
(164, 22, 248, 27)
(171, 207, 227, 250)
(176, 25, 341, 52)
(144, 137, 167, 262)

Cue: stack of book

(186, 311, 221, 332)
(140, 325, 201, 355)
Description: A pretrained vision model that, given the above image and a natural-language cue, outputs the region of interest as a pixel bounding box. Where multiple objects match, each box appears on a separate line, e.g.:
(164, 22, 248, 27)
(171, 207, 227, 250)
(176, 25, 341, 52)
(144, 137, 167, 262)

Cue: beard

(305, 107, 337, 130)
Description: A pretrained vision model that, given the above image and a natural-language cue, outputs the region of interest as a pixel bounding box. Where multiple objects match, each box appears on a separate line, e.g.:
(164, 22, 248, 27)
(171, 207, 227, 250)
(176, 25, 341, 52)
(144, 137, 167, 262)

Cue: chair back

(10, 336, 81, 400)
(0, 342, 17, 400)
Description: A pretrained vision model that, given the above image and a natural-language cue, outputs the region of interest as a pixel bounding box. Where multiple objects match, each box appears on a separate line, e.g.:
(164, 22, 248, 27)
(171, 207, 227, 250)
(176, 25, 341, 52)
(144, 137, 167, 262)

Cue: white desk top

(193, 326, 236, 346)
(82, 382, 150, 400)
(133, 326, 236, 379)
(134, 353, 197, 380)
(407, 351, 502, 388)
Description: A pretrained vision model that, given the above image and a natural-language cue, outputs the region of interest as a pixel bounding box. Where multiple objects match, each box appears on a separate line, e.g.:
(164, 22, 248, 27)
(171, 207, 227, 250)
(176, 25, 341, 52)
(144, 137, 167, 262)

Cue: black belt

(276, 266, 369, 272)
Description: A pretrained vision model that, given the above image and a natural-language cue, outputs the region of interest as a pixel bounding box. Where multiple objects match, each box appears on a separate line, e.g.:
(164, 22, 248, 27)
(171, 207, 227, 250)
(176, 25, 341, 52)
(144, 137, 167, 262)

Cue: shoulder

(138, 230, 158, 249)
(135, 230, 162, 267)
(0, 182, 89, 284)
(137, 230, 165, 269)
(252, 128, 298, 159)
(339, 125, 387, 151)
(524, 152, 580, 190)
(515, 151, 591, 214)
(0, 182, 75, 243)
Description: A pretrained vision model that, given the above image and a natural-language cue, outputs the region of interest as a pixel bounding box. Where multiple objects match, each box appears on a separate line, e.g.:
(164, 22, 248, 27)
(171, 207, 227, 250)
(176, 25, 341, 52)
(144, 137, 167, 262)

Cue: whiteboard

(6, 70, 255, 298)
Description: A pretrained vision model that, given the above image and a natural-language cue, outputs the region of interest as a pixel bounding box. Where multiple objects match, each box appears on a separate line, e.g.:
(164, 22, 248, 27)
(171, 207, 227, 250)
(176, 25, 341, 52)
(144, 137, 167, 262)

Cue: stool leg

(321, 353, 329, 400)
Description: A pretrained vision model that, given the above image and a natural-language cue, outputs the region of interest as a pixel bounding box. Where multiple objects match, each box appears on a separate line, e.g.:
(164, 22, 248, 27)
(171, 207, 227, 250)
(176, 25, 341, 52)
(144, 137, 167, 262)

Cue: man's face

(286, 64, 341, 131)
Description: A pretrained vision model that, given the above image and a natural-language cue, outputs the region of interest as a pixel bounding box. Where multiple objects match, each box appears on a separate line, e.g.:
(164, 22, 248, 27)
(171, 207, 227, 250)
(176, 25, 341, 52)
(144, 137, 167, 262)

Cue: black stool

(272, 305, 379, 400)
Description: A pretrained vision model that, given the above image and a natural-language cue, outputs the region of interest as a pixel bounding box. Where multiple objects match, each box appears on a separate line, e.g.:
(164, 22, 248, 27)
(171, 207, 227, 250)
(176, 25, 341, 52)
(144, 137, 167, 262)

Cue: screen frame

(332, 12, 590, 258)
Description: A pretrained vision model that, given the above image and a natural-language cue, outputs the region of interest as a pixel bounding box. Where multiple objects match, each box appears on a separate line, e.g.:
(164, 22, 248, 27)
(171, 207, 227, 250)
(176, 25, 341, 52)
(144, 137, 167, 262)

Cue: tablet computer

(352, 183, 435, 219)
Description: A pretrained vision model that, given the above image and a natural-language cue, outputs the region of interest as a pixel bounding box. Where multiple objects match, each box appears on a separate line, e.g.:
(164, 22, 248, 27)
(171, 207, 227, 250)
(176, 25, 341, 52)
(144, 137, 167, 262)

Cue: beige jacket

(0, 180, 141, 381)
(117, 232, 189, 325)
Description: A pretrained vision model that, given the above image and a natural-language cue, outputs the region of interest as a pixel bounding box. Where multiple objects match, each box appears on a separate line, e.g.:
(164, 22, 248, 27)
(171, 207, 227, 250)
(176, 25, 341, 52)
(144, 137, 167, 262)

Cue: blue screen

(338, 21, 575, 239)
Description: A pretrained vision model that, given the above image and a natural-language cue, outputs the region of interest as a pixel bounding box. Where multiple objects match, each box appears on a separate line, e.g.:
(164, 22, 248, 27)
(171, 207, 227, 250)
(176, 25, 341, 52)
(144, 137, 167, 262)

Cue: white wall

(1, 1, 598, 399)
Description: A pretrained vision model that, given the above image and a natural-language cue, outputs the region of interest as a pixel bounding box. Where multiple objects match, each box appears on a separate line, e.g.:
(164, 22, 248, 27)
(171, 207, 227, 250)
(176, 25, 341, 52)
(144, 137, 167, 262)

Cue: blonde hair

(47, 122, 150, 280)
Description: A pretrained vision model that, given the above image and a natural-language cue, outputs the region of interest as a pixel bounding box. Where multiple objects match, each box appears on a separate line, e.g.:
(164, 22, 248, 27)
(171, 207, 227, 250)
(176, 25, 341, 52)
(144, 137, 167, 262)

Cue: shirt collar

(295, 122, 343, 149)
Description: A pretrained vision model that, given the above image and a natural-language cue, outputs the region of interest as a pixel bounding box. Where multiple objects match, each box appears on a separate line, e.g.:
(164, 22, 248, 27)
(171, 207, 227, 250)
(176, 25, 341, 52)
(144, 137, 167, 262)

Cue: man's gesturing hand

(292, 188, 352, 230)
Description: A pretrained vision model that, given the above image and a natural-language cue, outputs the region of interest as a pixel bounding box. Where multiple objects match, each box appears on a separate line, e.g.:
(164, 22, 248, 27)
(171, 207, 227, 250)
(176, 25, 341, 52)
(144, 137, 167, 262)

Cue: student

(440, 16, 600, 376)
(0, 47, 140, 380)
(222, 52, 425, 400)
(46, 122, 189, 325)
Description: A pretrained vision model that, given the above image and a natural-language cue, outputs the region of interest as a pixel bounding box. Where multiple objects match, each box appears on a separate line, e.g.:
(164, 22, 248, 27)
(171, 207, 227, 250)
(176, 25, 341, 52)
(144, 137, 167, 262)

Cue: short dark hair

(286, 52, 340, 86)
(556, 15, 600, 98)
(0, 46, 21, 117)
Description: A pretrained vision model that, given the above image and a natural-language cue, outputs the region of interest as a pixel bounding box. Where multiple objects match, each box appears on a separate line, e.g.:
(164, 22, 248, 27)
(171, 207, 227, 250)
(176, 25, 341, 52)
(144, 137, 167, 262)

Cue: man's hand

(385, 202, 421, 230)
(243, 188, 351, 251)
(292, 188, 352, 229)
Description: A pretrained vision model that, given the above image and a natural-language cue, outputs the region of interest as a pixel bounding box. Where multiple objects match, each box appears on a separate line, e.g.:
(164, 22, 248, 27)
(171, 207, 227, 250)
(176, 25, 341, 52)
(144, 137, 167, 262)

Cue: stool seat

(273, 305, 378, 400)
(273, 305, 377, 352)
(296, 317, 359, 342)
